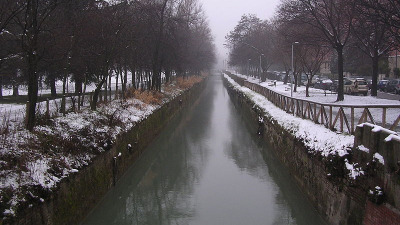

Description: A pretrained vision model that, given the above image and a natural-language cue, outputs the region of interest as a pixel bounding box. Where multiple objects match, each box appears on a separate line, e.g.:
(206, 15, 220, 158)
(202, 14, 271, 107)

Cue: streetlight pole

(259, 54, 264, 82)
(291, 42, 299, 97)
(247, 59, 251, 77)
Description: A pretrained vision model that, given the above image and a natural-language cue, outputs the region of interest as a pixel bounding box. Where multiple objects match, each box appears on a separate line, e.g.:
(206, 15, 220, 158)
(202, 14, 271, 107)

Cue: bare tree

(277, 0, 357, 101)
(351, 1, 395, 96)
(300, 45, 331, 97)
(13, 0, 60, 130)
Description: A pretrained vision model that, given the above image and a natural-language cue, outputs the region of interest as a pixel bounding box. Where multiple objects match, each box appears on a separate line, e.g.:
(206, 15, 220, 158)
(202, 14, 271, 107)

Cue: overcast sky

(200, 0, 281, 69)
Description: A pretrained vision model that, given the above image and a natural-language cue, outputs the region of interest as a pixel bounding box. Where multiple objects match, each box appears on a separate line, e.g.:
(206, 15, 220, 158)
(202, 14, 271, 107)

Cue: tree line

(225, 0, 399, 100)
(0, 0, 216, 131)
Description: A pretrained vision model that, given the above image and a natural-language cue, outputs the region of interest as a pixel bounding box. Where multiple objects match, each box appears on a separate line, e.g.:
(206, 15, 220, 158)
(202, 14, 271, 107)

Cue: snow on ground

(233, 72, 400, 132)
(224, 73, 354, 157)
(224, 73, 366, 180)
(0, 76, 190, 218)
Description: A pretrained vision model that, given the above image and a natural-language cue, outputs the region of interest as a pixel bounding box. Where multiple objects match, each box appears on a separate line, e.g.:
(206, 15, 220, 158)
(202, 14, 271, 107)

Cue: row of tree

(225, 0, 399, 100)
(0, 0, 216, 130)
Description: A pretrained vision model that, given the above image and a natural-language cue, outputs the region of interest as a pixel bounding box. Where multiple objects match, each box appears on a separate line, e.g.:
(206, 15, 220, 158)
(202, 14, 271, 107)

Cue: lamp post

(247, 58, 251, 77)
(291, 42, 299, 97)
(259, 54, 264, 82)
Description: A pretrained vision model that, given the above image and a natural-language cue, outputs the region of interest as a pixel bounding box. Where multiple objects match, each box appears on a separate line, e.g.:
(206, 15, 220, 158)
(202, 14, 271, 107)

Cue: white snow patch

(373, 153, 385, 165)
(357, 145, 370, 153)
(345, 159, 365, 180)
(224, 73, 353, 157)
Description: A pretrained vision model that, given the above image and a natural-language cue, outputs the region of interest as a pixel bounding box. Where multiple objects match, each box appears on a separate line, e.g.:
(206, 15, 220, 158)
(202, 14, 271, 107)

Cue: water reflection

(82, 75, 326, 225)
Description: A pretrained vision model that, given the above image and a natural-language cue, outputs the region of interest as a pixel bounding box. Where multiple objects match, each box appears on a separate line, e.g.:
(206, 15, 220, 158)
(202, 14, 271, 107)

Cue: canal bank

(223, 73, 400, 225)
(82, 74, 326, 225)
(5, 78, 206, 225)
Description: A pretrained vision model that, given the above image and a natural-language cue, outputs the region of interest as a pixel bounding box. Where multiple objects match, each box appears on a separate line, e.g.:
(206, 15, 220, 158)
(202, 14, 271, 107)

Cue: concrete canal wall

(8, 80, 206, 225)
(223, 74, 400, 225)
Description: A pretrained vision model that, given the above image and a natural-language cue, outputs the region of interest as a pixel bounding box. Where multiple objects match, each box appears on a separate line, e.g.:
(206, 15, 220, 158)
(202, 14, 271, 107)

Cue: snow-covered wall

(223, 74, 400, 225)
(8, 80, 206, 225)
(353, 123, 400, 210)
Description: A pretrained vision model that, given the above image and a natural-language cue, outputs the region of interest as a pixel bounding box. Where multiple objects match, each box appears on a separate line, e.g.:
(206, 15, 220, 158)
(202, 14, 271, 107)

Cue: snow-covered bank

(224, 73, 354, 158)
(233, 72, 400, 131)
(0, 76, 204, 219)
(224, 73, 400, 225)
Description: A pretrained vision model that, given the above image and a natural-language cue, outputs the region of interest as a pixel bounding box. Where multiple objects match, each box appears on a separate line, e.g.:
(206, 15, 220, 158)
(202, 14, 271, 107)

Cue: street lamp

(259, 53, 264, 82)
(291, 42, 299, 97)
(247, 58, 251, 77)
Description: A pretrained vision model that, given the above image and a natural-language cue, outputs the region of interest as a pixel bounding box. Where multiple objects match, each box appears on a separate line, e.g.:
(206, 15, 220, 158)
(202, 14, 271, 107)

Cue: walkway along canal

(81, 74, 326, 225)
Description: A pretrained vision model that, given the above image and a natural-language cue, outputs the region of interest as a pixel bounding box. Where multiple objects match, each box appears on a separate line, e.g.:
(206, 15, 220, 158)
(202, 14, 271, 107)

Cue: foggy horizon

(201, 0, 281, 70)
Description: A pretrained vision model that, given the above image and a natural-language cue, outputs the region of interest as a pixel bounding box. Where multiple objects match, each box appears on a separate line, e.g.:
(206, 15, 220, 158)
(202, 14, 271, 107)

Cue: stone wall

(6, 80, 206, 225)
(223, 75, 400, 225)
(353, 123, 400, 224)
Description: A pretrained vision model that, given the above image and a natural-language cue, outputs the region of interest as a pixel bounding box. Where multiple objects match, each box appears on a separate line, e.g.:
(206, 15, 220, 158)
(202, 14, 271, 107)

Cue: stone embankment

(3, 78, 206, 225)
(223, 72, 400, 225)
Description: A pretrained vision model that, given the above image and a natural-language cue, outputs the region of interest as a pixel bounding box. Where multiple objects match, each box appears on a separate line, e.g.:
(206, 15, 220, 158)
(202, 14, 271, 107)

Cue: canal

(81, 75, 326, 225)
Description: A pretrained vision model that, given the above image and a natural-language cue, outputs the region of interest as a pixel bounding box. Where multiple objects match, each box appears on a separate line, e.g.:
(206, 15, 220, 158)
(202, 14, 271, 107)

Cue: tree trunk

(104, 76, 108, 103)
(108, 73, 112, 101)
(26, 0, 39, 131)
(336, 46, 345, 101)
(26, 55, 39, 131)
(50, 75, 57, 98)
(91, 77, 107, 111)
(74, 73, 83, 94)
(62, 74, 67, 95)
(123, 66, 129, 96)
(166, 69, 171, 83)
(81, 75, 87, 106)
(116, 68, 119, 99)
(0, 76, 3, 99)
(12, 85, 19, 97)
(371, 54, 379, 96)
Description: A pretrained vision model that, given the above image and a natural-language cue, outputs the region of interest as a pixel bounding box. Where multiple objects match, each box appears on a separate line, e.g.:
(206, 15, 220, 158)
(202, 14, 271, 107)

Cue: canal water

(81, 75, 326, 225)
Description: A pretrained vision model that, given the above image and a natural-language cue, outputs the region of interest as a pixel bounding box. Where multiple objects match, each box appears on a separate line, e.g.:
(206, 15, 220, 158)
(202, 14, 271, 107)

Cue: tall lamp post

(259, 53, 264, 82)
(247, 58, 251, 77)
(291, 42, 299, 97)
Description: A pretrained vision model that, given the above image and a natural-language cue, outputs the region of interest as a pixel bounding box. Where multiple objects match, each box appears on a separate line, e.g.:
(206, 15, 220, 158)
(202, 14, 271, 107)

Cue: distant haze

(201, 0, 281, 70)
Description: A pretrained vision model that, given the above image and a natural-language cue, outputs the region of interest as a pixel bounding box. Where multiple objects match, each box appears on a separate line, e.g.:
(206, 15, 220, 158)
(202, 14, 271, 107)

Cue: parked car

(330, 80, 338, 92)
(344, 79, 368, 95)
(377, 80, 389, 92)
(385, 79, 400, 94)
(314, 79, 333, 90)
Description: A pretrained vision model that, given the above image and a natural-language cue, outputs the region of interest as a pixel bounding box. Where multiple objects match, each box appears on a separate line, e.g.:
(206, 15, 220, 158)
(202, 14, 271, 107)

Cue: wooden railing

(226, 73, 400, 134)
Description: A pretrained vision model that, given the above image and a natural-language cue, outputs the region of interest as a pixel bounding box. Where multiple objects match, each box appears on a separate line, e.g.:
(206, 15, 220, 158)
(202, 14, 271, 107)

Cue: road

(377, 91, 400, 101)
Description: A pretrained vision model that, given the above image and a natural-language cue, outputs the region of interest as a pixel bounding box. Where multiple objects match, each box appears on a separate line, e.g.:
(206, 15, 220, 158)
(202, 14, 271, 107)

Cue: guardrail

(226, 73, 400, 134)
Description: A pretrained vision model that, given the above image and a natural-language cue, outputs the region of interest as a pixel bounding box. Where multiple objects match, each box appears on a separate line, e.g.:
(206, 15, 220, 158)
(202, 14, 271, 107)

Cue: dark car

(314, 79, 333, 90)
(330, 80, 338, 92)
(377, 80, 389, 92)
(385, 79, 400, 94)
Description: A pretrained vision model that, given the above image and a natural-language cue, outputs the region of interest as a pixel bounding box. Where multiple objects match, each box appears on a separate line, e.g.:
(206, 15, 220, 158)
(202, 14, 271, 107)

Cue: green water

(81, 75, 326, 225)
